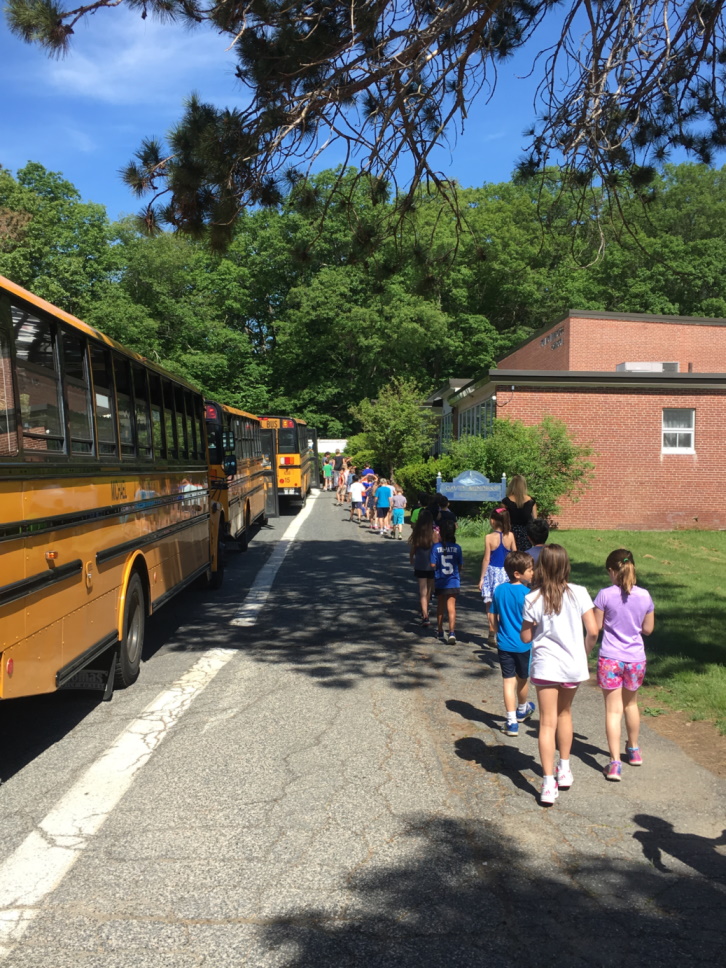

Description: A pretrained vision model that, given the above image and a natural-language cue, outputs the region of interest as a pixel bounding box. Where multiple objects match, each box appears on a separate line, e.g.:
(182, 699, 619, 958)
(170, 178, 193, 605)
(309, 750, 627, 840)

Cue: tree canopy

(7, 0, 726, 243)
(4, 160, 726, 433)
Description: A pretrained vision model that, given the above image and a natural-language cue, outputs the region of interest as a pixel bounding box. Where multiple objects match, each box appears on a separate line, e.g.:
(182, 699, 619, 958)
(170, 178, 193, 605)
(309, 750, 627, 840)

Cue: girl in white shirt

(521, 544, 598, 806)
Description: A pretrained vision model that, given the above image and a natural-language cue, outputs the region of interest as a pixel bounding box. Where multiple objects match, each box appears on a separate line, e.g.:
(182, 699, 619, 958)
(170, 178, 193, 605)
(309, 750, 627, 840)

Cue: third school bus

(259, 416, 316, 504)
(0, 274, 222, 700)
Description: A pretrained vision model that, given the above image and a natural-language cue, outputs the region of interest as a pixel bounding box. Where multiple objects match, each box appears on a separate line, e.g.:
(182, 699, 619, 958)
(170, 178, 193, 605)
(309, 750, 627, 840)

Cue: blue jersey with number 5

(431, 542, 463, 590)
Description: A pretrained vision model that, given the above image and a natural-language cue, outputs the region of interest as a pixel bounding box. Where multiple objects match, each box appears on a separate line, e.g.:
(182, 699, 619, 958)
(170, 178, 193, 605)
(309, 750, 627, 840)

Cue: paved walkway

(1, 492, 724, 967)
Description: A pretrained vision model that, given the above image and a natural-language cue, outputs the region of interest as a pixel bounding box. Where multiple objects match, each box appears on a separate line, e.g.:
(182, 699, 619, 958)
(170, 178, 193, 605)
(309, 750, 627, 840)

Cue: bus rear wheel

(115, 572, 145, 688)
(238, 505, 251, 551)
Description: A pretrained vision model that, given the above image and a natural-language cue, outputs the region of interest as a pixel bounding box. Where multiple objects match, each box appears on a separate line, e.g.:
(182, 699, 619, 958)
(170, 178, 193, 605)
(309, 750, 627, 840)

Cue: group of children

(326, 457, 408, 538)
(408, 502, 656, 806)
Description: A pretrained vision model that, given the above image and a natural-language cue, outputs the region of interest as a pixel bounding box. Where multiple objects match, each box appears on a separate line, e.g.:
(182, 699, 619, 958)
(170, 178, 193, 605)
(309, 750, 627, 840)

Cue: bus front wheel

(115, 572, 145, 688)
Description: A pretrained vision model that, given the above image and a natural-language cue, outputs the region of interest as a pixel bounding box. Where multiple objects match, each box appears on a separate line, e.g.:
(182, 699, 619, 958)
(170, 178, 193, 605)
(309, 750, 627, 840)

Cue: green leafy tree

(349, 378, 438, 478)
(8, 1, 726, 241)
(86, 221, 270, 411)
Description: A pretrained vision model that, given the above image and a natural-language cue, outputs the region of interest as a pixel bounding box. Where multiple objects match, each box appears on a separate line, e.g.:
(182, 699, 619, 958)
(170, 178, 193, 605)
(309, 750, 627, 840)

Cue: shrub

(393, 455, 456, 501)
(445, 416, 594, 517)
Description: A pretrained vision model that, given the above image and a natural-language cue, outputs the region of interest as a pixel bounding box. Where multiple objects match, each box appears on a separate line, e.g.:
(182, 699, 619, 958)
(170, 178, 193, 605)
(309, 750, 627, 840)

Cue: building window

(459, 399, 496, 440)
(662, 408, 695, 453)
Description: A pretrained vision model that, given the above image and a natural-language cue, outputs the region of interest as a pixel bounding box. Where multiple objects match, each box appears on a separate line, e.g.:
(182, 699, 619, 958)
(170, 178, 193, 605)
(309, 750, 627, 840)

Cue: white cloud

(42, 10, 240, 107)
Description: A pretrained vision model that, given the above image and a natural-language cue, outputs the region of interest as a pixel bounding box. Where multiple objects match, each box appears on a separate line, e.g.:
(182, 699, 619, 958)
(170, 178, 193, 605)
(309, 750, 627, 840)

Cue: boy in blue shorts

(489, 550, 535, 736)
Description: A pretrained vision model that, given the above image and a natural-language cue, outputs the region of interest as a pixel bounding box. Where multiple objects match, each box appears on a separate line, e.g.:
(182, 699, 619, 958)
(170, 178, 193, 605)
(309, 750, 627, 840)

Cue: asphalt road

(0, 491, 724, 967)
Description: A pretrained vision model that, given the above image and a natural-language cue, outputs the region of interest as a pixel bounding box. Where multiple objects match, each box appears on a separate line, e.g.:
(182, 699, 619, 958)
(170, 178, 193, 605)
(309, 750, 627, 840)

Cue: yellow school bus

(259, 416, 316, 505)
(204, 401, 269, 569)
(0, 274, 222, 699)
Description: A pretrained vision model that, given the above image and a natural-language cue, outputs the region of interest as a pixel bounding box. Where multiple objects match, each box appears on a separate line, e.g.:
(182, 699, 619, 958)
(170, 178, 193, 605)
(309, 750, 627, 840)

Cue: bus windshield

(278, 428, 297, 453)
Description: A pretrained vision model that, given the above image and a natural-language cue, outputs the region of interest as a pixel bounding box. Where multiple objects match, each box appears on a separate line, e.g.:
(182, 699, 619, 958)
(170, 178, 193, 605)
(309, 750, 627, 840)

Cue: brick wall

(498, 314, 726, 373)
(496, 385, 726, 530)
(498, 319, 571, 370)
(569, 316, 726, 372)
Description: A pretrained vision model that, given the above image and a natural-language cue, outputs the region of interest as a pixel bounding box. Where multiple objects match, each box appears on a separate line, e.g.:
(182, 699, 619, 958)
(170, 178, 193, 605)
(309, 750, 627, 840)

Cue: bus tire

(115, 572, 145, 688)
(210, 532, 226, 589)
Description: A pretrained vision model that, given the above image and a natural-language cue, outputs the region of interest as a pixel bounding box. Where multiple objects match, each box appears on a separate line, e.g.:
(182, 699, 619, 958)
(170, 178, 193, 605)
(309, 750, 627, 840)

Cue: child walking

(479, 508, 517, 637)
(408, 510, 436, 627)
(431, 519, 463, 644)
(593, 549, 655, 781)
(322, 458, 333, 491)
(521, 545, 598, 805)
(391, 486, 407, 540)
(490, 551, 535, 736)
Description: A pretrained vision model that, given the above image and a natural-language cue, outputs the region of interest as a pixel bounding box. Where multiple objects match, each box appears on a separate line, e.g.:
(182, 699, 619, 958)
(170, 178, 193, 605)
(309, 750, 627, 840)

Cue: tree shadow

(254, 813, 726, 966)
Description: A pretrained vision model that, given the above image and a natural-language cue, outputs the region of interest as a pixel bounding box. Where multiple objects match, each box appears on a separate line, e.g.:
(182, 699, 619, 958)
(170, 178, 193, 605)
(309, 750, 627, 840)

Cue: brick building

(435, 310, 726, 530)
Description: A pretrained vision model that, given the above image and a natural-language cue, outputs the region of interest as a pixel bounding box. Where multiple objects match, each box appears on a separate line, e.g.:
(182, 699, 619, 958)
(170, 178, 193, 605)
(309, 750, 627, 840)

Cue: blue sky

(0, 9, 555, 220)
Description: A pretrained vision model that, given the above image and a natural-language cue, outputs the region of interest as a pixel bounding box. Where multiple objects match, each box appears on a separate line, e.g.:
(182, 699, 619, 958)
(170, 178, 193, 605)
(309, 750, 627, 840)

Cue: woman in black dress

(502, 475, 537, 551)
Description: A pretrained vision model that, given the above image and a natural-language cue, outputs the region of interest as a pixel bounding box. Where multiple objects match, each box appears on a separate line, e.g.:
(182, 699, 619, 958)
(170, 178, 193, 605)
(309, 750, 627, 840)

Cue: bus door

(308, 428, 321, 488)
(260, 428, 279, 519)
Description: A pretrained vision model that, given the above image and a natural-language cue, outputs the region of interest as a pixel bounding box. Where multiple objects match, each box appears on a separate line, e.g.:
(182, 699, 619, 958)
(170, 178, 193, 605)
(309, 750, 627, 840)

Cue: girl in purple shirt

(593, 549, 655, 781)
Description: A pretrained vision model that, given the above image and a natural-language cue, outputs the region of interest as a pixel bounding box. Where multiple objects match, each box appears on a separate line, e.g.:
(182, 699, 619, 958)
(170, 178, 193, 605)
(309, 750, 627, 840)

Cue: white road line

(231, 490, 318, 626)
(0, 494, 318, 958)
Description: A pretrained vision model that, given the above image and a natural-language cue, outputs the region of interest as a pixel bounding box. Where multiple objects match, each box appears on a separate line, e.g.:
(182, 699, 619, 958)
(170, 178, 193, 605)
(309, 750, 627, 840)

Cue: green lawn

(459, 530, 726, 733)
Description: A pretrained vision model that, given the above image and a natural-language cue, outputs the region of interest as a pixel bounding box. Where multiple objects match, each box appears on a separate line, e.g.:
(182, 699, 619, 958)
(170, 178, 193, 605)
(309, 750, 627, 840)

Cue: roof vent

(616, 362, 679, 373)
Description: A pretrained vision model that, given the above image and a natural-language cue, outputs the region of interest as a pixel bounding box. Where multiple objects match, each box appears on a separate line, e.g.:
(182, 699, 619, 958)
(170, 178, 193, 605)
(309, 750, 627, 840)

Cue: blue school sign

(436, 470, 507, 503)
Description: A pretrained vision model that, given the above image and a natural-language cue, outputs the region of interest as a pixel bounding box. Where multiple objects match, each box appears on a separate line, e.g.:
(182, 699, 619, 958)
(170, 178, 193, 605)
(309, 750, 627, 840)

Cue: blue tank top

(490, 532, 508, 568)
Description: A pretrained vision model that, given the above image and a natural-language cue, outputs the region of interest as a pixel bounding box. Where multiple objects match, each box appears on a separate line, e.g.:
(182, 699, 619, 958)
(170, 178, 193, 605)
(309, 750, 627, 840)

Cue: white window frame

(662, 408, 695, 454)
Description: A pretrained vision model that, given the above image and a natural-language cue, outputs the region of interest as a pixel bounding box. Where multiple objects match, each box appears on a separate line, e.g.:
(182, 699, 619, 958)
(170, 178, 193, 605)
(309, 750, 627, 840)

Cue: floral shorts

(597, 656, 646, 692)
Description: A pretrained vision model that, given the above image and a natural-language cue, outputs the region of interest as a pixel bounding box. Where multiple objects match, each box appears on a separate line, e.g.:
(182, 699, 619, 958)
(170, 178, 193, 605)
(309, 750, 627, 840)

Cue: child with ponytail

(594, 549, 655, 781)
(479, 507, 517, 627)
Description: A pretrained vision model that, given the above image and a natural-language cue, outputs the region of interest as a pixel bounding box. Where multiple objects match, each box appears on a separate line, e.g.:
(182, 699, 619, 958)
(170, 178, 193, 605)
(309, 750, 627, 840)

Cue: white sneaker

(556, 762, 573, 790)
(540, 781, 559, 805)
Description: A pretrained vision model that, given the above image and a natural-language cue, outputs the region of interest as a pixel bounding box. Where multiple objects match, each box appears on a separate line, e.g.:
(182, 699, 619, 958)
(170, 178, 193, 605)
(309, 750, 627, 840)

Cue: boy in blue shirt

(430, 519, 463, 644)
(489, 550, 535, 736)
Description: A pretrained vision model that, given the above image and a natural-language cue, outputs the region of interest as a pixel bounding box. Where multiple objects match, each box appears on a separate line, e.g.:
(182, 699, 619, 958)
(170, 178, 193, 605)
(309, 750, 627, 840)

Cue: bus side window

(90, 345, 118, 457)
(14, 305, 64, 455)
(148, 373, 165, 459)
(174, 385, 188, 459)
(62, 331, 93, 455)
(133, 364, 152, 459)
(162, 380, 177, 459)
(184, 391, 198, 458)
(114, 356, 135, 458)
(0, 296, 19, 457)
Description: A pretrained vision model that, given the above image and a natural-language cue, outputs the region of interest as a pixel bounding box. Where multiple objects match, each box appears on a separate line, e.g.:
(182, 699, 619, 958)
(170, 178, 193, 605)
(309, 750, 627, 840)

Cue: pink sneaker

(605, 761, 622, 781)
(540, 781, 559, 805)
(626, 747, 643, 766)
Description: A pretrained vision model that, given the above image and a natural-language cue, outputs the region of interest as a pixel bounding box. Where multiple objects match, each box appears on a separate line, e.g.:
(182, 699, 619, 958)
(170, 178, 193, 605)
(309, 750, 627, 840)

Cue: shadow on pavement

(255, 813, 726, 966)
(633, 814, 726, 881)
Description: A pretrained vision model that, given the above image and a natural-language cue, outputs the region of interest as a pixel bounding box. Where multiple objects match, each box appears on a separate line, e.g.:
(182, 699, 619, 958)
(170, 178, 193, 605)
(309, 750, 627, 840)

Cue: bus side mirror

(223, 456, 237, 477)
